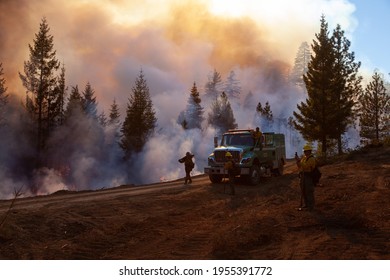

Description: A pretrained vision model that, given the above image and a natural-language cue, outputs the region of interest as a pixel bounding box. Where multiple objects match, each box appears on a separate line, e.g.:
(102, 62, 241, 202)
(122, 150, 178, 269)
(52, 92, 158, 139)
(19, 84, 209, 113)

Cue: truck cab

(204, 129, 286, 185)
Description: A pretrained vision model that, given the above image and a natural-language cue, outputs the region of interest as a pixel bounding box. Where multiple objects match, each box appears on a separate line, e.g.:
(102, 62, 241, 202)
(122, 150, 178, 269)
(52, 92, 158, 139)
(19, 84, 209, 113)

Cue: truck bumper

(204, 167, 250, 175)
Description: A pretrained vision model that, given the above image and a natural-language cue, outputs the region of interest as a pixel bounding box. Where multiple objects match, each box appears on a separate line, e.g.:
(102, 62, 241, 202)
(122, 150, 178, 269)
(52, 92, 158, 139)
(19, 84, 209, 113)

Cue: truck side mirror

(214, 136, 218, 148)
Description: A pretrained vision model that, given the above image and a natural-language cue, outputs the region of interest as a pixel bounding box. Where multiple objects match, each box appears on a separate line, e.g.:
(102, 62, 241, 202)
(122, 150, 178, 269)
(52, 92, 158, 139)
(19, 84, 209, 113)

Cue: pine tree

(223, 70, 241, 100)
(82, 82, 98, 119)
(208, 91, 237, 134)
(290, 41, 311, 89)
(358, 72, 390, 143)
(256, 101, 274, 131)
(183, 82, 204, 130)
(54, 63, 67, 126)
(330, 24, 362, 154)
(108, 98, 121, 126)
(98, 111, 108, 127)
(256, 101, 273, 121)
(120, 70, 157, 158)
(0, 63, 8, 104)
(0, 63, 8, 125)
(205, 69, 223, 100)
(293, 15, 338, 155)
(65, 85, 83, 121)
(19, 17, 60, 152)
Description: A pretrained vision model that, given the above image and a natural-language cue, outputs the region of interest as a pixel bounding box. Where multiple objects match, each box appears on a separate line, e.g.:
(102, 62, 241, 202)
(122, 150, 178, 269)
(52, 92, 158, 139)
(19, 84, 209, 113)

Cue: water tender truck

(204, 129, 286, 185)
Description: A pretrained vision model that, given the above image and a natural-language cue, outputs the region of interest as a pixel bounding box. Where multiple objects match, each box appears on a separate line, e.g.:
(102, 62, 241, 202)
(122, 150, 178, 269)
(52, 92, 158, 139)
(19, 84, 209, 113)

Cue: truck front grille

(214, 150, 240, 163)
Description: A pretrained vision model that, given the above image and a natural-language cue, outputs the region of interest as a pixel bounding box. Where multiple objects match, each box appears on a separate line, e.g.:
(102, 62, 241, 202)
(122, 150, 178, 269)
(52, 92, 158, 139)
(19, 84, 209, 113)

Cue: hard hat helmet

(225, 151, 232, 157)
(303, 144, 313, 151)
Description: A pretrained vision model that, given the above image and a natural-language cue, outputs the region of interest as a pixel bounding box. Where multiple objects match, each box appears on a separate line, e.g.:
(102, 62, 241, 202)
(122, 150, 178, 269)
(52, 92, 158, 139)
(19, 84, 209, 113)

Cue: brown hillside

(0, 146, 389, 259)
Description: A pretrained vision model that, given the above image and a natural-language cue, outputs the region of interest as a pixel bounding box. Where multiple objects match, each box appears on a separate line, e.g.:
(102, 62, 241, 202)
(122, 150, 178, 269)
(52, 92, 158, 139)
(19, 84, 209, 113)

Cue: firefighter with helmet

(224, 151, 236, 195)
(252, 127, 263, 148)
(295, 144, 317, 211)
(178, 152, 195, 184)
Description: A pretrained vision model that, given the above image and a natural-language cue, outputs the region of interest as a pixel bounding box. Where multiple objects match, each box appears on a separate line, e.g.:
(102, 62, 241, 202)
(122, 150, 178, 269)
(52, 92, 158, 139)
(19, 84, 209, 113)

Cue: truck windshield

(222, 134, 254, 146)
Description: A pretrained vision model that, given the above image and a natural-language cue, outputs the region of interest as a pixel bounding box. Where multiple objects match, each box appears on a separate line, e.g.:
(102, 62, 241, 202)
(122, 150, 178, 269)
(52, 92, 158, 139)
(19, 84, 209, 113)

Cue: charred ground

(0, 146, 389, 259)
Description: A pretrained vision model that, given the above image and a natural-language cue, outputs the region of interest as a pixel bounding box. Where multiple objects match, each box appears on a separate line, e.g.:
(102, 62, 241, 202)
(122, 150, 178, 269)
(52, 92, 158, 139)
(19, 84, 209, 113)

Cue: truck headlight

(241, 157, 251, 164)
(208, 157, 215, 165)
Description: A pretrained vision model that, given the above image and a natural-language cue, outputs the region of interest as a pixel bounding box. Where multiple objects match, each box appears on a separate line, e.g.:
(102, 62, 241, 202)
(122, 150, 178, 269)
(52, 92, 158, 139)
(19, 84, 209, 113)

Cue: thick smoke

(0, 0, 358, 198)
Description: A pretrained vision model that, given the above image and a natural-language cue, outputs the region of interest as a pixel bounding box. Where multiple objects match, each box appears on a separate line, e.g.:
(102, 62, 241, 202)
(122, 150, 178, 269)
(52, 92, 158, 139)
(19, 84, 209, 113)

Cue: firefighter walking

(178, 152, 195, 184)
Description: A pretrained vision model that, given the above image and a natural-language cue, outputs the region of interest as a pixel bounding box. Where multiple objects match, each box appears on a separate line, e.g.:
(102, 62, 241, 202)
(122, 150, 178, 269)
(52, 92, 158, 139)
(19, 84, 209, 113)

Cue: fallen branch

(0, 186, 24, 230)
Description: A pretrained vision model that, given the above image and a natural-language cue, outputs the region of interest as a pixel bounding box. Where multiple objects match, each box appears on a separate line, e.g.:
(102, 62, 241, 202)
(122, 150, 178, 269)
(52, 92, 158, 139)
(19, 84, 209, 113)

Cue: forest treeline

(0, 16, 389, 196)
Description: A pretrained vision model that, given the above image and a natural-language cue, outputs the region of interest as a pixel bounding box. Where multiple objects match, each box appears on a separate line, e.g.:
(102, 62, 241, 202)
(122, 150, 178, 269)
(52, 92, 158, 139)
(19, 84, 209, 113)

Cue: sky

(1, 0, 389, 113)
(350, 0, 390, 78)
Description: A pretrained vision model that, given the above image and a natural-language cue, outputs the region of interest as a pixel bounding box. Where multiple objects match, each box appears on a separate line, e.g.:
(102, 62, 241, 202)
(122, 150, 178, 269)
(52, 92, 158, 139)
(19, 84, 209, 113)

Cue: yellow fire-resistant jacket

(297, 155, 316, 173)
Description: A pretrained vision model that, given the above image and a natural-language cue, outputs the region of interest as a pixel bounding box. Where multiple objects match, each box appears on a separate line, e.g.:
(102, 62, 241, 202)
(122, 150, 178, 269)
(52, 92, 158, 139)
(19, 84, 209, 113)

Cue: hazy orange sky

(0, 0, 378, 122)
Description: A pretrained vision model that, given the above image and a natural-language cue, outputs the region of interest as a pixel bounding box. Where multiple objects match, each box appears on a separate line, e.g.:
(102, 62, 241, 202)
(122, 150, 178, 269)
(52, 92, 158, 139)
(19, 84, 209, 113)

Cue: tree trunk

(338, 135, 343, 155)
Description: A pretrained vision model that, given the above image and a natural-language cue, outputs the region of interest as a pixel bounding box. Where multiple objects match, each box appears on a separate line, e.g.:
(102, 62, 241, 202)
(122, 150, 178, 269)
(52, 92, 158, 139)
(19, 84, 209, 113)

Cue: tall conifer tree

(108, 99, 121, 126)
(65, 85, 83, 121)
(182, 82, 204, 130)
(0, 63, 8, 125)
(19, 17, 60, 153)
(208, 91, 237, 134)
(82, 82, 98, 119)
(293, 16, 337, 154)
(330, 24, 362, 153)
(256, 101, 274, 131)
(120, 70, 157, 158)
(359, 72, 390, 142)
(54, 63, 67, 126)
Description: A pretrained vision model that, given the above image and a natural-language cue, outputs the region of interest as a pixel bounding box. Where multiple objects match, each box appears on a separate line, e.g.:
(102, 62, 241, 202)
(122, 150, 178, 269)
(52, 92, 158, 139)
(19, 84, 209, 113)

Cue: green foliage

(330, 24, 362, 154)
(81, 82, 98, 119)
(177, 82, 204, 130)
(293, 16, 361, 155)
(294, 16, 335, 152)
(256, 101, 273, 131)
(186, 82, 204, 129)
(0, 63, 8, 104)
(207, 91, 237, 134)
(256, 101, 273, 121)
(53, 64, 67, 126)
(65, 85, 83, 121)
(358, 72, 390, 142)
(18, 17, 61, 153)
(0, 63, 8, 125)
(108, 99, 120, 126)
(120, 70, 157, 158)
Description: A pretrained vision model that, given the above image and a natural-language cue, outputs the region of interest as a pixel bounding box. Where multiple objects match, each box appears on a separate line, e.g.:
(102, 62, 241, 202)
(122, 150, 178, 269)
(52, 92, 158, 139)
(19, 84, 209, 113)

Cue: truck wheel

(209, 174, 223, 183)
(247, 166, 261, 185)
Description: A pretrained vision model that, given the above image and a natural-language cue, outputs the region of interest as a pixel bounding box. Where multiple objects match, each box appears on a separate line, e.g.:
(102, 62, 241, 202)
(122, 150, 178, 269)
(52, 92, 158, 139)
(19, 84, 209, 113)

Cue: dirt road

(0, 148, 389, 259)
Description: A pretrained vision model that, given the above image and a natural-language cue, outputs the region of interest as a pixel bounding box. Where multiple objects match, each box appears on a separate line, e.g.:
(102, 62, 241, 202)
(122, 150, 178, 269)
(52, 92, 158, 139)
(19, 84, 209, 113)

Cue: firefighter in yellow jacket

(252, 127, 263, 147)
(224, 152, 236, 195)
(295, 144, 317, 211)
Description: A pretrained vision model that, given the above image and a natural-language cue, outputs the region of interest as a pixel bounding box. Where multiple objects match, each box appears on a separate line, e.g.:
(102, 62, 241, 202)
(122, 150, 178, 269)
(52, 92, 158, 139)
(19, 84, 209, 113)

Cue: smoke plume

(0, 0, 358, 198)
